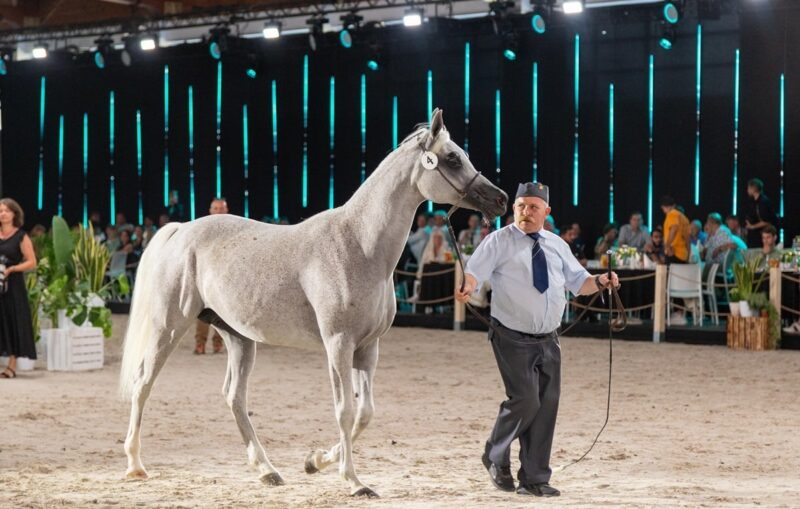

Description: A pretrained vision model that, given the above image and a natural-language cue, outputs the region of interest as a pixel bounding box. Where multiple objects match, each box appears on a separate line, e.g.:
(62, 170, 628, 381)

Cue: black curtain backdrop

(1, 2, 798, 249)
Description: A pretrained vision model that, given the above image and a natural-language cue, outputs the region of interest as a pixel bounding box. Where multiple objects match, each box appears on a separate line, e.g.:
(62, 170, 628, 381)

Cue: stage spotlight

(531, 7, 547, 35)
(339, 12, 363, 49)
(659, 27, 676, 50)
(32, 44, 48, 59)
(367, 59, 379, 71)
(93, 36, 113, 69)
(502, 33, 518, 61)
(563, 0, 585, 14)
(403, 8, 423, 27)
(263, 21, 281, 39)
(307, 15, 329, 51)
(140, 34, 157, 51)
(663, 1, 681, 24)
(208, 26, 230, 60)
(246, 68, 257, 79)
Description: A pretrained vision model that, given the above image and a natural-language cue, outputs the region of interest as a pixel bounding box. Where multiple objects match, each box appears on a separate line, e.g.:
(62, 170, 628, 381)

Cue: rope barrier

(781, 273, 800, 285)
(569, 301, 654, 313)
(394, 266, 456, 277)
(395, 295, 454, 305)
(781, 305, 800, 317)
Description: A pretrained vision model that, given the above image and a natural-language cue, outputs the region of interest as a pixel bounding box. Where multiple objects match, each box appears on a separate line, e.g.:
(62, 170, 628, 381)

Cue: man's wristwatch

(595, 275, 605, 291)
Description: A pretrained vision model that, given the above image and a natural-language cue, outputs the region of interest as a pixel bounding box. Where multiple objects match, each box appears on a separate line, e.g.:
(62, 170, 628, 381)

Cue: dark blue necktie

(527, 232, 549, 293)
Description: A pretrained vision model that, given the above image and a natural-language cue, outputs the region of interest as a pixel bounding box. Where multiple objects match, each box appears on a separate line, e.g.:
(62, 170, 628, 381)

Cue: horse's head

(412, 109, 508, 223)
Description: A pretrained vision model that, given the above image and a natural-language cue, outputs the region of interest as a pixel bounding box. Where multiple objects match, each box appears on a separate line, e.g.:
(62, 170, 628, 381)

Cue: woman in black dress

(0, 198, 37, 378)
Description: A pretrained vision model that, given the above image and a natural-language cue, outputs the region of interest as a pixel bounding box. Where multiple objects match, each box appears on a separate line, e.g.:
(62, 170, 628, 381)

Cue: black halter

(416, 134, 482, 220)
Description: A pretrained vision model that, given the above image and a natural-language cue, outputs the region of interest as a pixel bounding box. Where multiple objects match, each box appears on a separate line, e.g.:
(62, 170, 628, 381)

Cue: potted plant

(731, 257, 767, 318)
(728, 288, 741, 317)
(746, 292, 781, 349)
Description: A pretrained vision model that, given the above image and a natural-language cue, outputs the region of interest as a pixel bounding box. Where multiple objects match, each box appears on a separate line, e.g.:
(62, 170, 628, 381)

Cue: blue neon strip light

(109, 91, 116, 223)
(392, 96, 398, 148)
(216, 61, 222, 197)
(164, 65, 170, 206)
(464, 42, 470, 154)
(37, 77, 45, 210)
(83, 113, 88, 227)
(732, 50, 740, 216)
(271, 80, 279, 220)
(573, 34, 580, 206)
(360, 74, 366, 184)
(242, 104, 249, 218)
(779, 73, 785, 244)
(302, 54, 309, 208)
(427, 69, 433, 213)
(495, 89, 501, 230)
(57, 115, 64, 216)
(136, 109, 143, 225)
(188, 86, 196, 220)
(648, 54, 654, 229)
(533, 61, 539, 182)
(694, 24, 702, 206)
(609, 84, 615, 223)
(329, 76, 335, 209)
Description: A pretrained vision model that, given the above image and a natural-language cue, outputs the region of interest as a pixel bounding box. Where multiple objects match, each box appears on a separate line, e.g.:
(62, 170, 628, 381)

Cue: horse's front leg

(318, 334, 378, 497)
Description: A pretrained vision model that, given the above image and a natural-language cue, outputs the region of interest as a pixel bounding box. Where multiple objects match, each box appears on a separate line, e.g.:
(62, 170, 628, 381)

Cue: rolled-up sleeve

(465, 234, 497, 288)
(561, 243, 591, 296)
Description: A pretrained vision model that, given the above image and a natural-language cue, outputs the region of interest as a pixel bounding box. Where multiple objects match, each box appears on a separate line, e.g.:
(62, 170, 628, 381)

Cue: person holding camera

(0, 198, 37, 379)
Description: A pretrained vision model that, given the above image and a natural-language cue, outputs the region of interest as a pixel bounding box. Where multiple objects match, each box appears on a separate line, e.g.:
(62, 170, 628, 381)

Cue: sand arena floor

(1, 316, 799, 508)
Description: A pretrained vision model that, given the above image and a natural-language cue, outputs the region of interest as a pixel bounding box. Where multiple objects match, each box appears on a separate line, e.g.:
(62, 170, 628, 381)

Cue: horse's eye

(446, 152, 462, 169)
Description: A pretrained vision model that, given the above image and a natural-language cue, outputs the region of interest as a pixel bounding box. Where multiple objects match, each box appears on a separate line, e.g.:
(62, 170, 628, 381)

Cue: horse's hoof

(260, 472, 285, 486)
(352, 487, 380, 498)
(304, 451, 320, 474)
(125, 468, 148, 480)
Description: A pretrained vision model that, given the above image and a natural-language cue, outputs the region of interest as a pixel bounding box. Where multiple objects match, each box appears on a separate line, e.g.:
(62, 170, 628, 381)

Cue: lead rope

(445, 211, 626, 472)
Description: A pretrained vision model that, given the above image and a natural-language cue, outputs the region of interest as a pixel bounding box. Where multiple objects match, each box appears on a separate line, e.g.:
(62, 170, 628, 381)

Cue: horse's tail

(119, 222, 182, 399)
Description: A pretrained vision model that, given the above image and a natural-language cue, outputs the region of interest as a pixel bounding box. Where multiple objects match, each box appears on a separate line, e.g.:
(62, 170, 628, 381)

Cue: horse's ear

(430, 108, 444, 138)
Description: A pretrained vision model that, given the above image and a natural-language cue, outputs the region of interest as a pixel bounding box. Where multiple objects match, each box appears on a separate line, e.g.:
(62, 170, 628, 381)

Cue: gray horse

(119, 109, 508, 497)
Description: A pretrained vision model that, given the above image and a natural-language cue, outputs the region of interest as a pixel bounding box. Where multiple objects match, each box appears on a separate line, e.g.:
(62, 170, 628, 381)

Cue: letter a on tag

(421, 151, 438, 170)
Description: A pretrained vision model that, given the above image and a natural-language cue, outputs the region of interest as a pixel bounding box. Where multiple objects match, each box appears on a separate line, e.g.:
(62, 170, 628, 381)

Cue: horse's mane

(400, 123, 430, 146)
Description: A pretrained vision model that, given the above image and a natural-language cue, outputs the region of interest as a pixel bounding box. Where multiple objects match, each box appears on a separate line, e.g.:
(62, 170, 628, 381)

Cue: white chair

(701, 263, 720, 325)
(667, 263, 703, 326)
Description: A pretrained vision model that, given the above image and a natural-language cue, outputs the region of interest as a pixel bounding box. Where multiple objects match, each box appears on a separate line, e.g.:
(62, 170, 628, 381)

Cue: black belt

(491, 318, 556, 340)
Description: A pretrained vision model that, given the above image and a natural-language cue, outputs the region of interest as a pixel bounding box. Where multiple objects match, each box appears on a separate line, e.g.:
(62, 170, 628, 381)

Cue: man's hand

(597, 272, 620, 290)
(665, 245, 674, 257)
(455, 274, 477, 303)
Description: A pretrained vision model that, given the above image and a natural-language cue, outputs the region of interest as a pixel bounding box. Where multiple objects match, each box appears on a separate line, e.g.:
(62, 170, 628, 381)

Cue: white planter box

(42, 327, 104, 371)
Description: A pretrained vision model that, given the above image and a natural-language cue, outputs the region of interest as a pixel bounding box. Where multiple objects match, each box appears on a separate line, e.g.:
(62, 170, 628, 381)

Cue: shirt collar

(511, 223, 546, 239)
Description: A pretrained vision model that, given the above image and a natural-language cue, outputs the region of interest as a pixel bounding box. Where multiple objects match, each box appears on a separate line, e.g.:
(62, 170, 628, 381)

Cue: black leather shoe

(516, 482, 560, 497)
(481, 452, 515, 492)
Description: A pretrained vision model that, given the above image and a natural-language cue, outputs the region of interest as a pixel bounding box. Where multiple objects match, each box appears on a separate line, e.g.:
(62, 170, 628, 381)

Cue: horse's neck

(342, 147, 424, 273)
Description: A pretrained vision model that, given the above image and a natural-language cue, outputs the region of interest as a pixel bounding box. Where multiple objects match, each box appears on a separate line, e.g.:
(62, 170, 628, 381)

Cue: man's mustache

(518, 216, 535, 222)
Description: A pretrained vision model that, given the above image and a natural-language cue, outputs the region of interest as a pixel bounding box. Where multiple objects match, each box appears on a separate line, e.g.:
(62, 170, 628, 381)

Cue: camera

(0, 254, 8, 293)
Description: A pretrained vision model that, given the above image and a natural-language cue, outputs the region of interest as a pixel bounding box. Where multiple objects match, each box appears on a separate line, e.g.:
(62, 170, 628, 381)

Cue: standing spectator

(594, 223, 618, 259)
(165, 190, 185, 222)
(0, 198, 38, 379)
(661, 196, 690, 263)
(744, 178, 778, 248)
(644, 227, 666, 265)
(618, 212, 651, 251)
(194, 198, 228, 355)
(407, 213, 431, 264)
(431, 210, 455, 247)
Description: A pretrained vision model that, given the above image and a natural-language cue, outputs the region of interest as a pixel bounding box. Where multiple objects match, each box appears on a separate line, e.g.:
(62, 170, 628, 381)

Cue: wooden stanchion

(453, 261, 465, 331)
(652, 264, 667, 343)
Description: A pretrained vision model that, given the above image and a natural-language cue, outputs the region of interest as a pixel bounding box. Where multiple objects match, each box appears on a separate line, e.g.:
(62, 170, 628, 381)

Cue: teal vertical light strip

(37, 77, 46, 210)
(188, 85, 196, 220)
(392, 96, 398, 148)
(302, 54, 309, 208)
(779, 73, 785, 244)
(136, 109, 143, 225)
(242, 104, 250, 218)
(82, 113, 89, 227)
(648, 54, 654, 229)
(694, 24, 702, 206)
(163, 65, 170, 207)
(329, 76, 335, 209)
(427, 69, 433, 213)
(495, 89, 501, 230)
(532, 61, 539, 182)
(732, 49, 740, 216)
(215, 61, 222, 198)
(360, 73, 366, 184)
(271, 80, 279, 220)
(464, 42, 471, 154)
(609, 84, 615, 223)
(573, 34, 580, 206)
(57, 115, 64, 216)
(109, 91, 116, 223)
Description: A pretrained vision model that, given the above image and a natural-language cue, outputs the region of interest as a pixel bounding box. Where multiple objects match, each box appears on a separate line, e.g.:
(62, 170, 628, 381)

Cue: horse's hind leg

(124, 321, 191, 479)
(305, 339, 379, 477)
(219, 330, 284, 485)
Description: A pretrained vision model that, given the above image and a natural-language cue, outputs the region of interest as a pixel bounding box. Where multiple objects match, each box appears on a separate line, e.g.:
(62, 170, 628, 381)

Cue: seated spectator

(104, 225, 120, 253)
(116, 229, 141, 267)
(115, 212, 134, 233)
(644, 227, 666, 265)
(158, 213, 171, 228)
(132, 226, 145, 254)
(458, 213, 482, 248)
(745, 225, 781, 269)
(561, 224, 587, 266)
(416, 230, 452, 279)
(594, 223, 618, 259)
(407, 213, 431, 264)
(431, 210, 455, 247)
(571, 222, 586, 259)
(726, 215, 747, 241)
(29, 224, 47, 239)
(141, 216, 157, 249)
(704, 213, 744, 266)
(618, 211, 651, 251)
(690, 219, 707, 246)
(544, 215, 559, 235)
